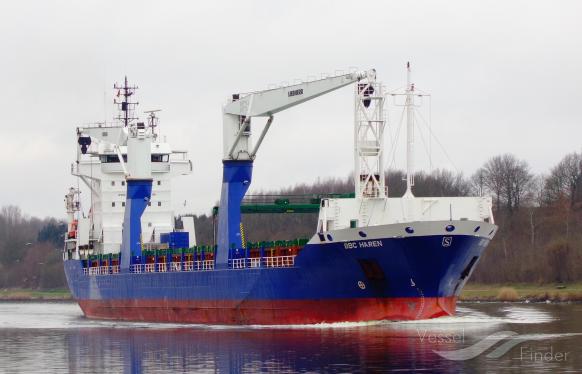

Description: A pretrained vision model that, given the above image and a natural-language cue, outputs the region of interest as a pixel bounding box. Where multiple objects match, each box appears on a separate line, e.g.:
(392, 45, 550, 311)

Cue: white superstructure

(67, 79, 194, 256)
(71, 124, 192, 254)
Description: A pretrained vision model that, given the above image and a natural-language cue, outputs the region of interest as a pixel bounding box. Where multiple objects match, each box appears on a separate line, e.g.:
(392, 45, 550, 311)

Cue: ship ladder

(240, 222, 246, 249)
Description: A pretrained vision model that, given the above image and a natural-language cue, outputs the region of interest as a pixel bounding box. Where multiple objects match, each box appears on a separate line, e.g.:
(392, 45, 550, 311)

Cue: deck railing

(156, 263, 167, 273)
(130, 264, 143, 273)
(84, 255, 293, 276)
(263, 255, 295, 268)
(228, 255, 296, 269)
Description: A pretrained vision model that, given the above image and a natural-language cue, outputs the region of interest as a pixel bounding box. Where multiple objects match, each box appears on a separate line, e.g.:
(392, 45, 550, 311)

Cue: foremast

(404, 62, 415, 198)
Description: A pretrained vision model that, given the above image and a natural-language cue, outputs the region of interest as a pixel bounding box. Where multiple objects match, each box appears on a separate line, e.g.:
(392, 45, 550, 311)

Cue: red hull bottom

(78, 297, 457, 325)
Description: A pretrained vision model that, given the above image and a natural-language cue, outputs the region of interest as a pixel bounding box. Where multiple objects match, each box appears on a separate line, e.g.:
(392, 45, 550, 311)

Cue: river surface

(0, 302, 581, 373)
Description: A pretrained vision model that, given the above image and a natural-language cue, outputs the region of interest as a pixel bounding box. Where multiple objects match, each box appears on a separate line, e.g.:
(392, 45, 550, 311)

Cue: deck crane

(216, 69, 377, 267)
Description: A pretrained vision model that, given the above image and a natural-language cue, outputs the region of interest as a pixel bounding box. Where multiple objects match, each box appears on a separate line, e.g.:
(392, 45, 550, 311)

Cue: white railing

(229, 257, 262, 268)
(230, 258, 246, 269)
(88, 266, 109, 275)
(156, 263, 167, 273)
(130, 264, 143, 273)
(145, 263, 155, 273)
(179, 260, 215, 271)
(249, 257, 261, 268)
(84, 258, 226, 275)
(263, 255, 296, 268)
(201, 260, 214, 270)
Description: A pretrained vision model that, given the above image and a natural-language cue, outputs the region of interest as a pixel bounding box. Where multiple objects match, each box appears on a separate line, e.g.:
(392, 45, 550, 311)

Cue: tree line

(1, 151, 581, 289)
(0, 206, 66, 289)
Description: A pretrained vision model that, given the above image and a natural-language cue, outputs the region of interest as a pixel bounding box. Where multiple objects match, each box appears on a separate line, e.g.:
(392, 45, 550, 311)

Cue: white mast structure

(404, 61, 415, 198)
(354, 70, 386, 199)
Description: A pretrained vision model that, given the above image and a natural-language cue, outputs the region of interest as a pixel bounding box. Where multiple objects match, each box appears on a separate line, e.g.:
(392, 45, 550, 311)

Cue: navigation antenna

(114, 76, 139, 127)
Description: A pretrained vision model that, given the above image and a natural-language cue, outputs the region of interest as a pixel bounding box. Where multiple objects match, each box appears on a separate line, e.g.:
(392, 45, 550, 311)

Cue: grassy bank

(2, 284, 582, 302)
(0, 288, 71, 301)
(461, 283, 582, 302)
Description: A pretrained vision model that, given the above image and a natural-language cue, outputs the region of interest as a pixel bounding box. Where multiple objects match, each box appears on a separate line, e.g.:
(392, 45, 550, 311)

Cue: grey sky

(0, 0, 580, 218)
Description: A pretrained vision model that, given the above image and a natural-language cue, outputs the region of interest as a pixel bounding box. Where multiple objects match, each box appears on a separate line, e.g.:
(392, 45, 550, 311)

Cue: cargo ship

(63, 66, 497, 325)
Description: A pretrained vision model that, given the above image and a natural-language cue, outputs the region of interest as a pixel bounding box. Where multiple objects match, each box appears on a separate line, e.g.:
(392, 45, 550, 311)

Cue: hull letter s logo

(442, 236, 452, 247)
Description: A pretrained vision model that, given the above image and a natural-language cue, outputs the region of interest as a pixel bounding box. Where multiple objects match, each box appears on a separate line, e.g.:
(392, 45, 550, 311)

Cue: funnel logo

(432, 331, 571, 362)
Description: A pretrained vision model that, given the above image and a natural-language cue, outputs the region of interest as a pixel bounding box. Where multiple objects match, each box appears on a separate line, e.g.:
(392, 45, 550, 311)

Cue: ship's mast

(403, 62, 415, 198)
(114, 76, 139, 127)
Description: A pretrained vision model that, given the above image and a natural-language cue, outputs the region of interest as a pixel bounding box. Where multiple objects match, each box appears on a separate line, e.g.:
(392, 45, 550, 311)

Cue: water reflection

(0, 302, 581, 373)
(65, 326, 469, 373)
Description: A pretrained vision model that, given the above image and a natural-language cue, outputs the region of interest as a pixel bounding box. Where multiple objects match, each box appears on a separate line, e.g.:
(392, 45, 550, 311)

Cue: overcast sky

(0, 0, 581, 219)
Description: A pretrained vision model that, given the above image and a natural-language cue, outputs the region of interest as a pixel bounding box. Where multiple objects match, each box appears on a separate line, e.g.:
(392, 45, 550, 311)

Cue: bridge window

(151, 154, 169, 162)
(100, 154, 127, 163)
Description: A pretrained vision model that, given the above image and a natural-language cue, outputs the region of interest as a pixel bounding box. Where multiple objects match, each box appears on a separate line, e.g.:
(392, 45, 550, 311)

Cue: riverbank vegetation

(460, 283, 582, 302)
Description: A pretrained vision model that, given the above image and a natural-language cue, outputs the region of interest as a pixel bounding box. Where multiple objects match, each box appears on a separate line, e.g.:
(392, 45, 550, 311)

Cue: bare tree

(479, 154, 533, 213)
(471, 168, 486, 196)
(545, 152, 582, 207)
(508, 156, 534, 210)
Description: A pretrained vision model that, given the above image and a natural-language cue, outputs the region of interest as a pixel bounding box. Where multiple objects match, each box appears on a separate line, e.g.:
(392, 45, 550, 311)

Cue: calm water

(0, 302, 581, 373)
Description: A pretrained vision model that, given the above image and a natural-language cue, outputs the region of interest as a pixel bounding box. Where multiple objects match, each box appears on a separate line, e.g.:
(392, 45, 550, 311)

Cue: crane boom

(224, 71, 370, 117)
(215, 69, 376, 269)
(222, 70, 375, 161)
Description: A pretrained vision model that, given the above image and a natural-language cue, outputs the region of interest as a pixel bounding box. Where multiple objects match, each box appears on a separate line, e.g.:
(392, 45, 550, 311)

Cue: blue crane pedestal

(120, 179, 153, 272)
(215, 160, 253, 268)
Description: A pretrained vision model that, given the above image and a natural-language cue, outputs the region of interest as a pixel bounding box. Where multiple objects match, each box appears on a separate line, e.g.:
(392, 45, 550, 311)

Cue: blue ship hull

(64, 223, 493, 324)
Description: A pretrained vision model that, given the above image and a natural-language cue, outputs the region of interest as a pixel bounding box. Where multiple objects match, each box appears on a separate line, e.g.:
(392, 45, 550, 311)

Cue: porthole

(358, 231, 367, 238)
(446, 225, 455, 232)
(326, 234, 333, 241)
(405, 227, 414, 234)
(474, 226, 481, 233)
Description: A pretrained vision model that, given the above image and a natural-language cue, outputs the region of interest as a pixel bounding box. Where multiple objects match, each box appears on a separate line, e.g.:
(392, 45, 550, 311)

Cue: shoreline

(2, 283, 582, 303)
(460, 283, 582, 303)
(0, 289, 72, 301)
